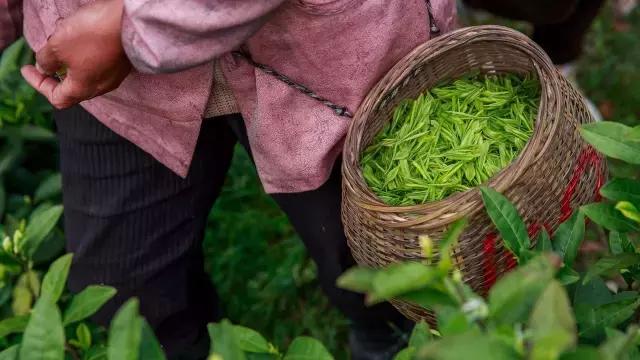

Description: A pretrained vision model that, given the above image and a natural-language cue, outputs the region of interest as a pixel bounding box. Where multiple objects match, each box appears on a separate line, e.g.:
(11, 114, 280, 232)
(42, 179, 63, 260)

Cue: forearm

(0, 0, 23, 51)
(121, 0, 285, 74)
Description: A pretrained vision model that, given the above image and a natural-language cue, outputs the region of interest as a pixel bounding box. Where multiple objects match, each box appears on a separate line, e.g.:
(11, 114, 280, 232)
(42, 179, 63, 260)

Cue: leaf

(41, 253, 73, 303)
(535, 228, 552, 252)
(529, 281, 577, 360)
(557, 266, 580, 286)
(0, 345, 18, 360)
(0, 141, 22, 176)
(416, 330, 518, 360)
(409, 321, 432, 348)
(559, 346, 602, 360)
(15, 125, 56, 142)
(616, 201, 640, 223)
(438, 218, 468, 270)
(283, 337, 333, 360)
(480, 187, 530, 257)
(583, 253, 640, 284)
(0, 180, 5, 220)
(393, 348, 415, 360)
(85, 345, 108, 360)
(608, 231, 630, 255)
(488, 255, 556, 325)
(575, 298, 640, 339)
(138, 319, 166, 360)
(336, 267, 376, 293)
(34, 173, 62, 203)
(20, 205, 64, 257)
(63, 285, 117, 325)
(0, 39, 25, 80)
(438, 308, 472, 336)
(398, 287, 457, 309)
(0, 315, 29, 338)
(600, 178, 640, 208)
(553, 211, 586, 267)
(580, 122, 640, 164)
(207, 320, 246, 360)
(574, 277, 614, 307)
(582, 203, 640, 232)
(12, 275, 33, 316)
(108, 299, 143, 360)
(76, 323, 92, 350)
(19, 297, 65, 360)
(598, 326, 640, 360)
(369, 262, 440, 304)
(232, 325, 274, 354)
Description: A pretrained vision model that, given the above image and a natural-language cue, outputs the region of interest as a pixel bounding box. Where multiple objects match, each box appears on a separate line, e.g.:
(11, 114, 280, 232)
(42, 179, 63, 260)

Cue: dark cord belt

(232, 0, 441, 119)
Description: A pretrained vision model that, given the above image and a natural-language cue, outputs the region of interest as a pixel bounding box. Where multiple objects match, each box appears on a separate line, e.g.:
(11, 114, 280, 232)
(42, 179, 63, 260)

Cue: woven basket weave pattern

(341, 26, 605, 322)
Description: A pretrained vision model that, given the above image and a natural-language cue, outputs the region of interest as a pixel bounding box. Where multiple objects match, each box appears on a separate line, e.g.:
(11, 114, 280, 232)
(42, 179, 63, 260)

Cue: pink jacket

(2, 0, 457, 193)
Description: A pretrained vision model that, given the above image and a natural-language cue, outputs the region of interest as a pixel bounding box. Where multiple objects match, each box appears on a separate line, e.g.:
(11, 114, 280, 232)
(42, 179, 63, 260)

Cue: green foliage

(480, 187, 530, 259)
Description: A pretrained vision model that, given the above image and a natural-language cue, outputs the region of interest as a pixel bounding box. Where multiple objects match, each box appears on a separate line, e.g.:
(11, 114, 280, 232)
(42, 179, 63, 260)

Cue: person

(0, 1, 458, 359)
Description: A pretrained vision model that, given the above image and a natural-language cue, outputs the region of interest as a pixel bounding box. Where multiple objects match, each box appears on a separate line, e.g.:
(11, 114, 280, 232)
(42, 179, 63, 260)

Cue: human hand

(21, 0, 131, 109)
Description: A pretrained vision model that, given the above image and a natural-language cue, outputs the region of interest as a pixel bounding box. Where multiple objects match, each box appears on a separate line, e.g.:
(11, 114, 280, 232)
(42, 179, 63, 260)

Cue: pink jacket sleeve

(0, 0, 23, 51)
(121, 0, 285, 74)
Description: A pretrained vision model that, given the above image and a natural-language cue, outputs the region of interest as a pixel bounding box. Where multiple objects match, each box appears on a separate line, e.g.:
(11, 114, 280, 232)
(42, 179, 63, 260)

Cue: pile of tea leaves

(361, 74, 540, 206)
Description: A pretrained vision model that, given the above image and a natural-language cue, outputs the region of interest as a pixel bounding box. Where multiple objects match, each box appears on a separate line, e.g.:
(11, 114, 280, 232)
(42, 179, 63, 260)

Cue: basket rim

(342, 25, 566, 228)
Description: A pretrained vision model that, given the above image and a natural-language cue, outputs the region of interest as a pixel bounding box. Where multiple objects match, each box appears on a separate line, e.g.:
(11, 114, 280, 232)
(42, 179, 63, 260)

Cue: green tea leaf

(399, 288, 457, 310)
(76, 323, 92, 350)
(0, 39, 25, 80)
(138, 319, 166, 360)
(336, 267, 376, 293)
(608, 231, 630, 255)
(598, 326, 640, 360)
(0, 180, 5, 220)
(480, 187, 530, 258)
(0, 345, 18, 360)
(580, 122, 640, 164)
(19, 297, 65, 360)
(557, 266, 580, 286)
(416, 330, 519, 360)
(583, 253, 640, 284)
(369, 262, 440, 304)
(63, 285, 117, 325)
(438, 307, 473, 336)
(20, 204, 63, 257)
(600, 178, 640, 207)
(0, 315, 29, 338)
(582, 203, 640, 232)
(283, 337, 333, 360)
(488, 255, 556, 325)
(393, 348, 415, 360)
(576, 298, 640, 339)
(616, 201, 640, 223)
(553, 211, 585, 267)
(233, 325, 275, 354)
(529, 281, 576, 359)
(15, 125, 56, 142)
(409, 321, 432, 348)
(34, 173, 62, 203)
(108, 299, 143, 360)
(535, 228, 552, 252)
(559, 346, 602, 360)
(574, 277, 614, 307)
(207, 320, 246, 360)
(41, 253, 73, 303)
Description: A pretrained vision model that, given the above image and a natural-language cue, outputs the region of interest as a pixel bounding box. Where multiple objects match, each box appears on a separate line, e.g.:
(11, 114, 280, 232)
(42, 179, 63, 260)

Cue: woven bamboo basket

(341, 25, 606, 323)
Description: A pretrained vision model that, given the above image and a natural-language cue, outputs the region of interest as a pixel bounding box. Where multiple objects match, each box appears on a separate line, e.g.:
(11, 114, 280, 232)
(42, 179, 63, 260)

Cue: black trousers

(463, 0, 606, 64)
(54, 106, 405, 359)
